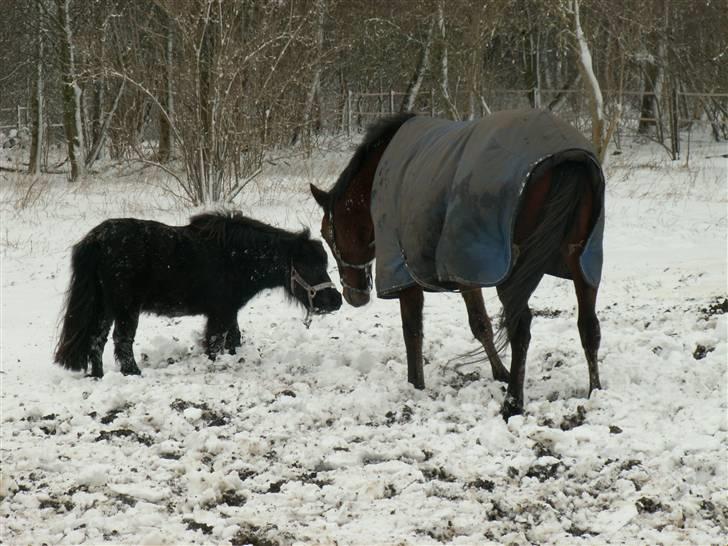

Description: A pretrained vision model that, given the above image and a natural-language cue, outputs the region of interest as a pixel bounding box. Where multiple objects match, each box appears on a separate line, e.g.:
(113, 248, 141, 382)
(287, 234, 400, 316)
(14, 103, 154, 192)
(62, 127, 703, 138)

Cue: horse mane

(329, 112, 416, 201)
(188, 211, 310, 249)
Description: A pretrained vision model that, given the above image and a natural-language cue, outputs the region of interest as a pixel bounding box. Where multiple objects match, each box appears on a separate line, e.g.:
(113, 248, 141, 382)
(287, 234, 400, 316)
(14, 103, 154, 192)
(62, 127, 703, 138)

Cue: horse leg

(88, 317, 112, 378)
(112, 310, 141, 376)
(461, 289, 509, 382)
(562, 192, 601, 395)
(224, 320, 242, 355)
(497, 273, 543, 420)
(399, 285, 425, 389)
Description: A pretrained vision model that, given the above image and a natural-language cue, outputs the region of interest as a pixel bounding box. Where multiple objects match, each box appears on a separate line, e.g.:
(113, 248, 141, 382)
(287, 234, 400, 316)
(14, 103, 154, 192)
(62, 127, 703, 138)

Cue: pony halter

(326, 208, 375, 295)
(290, 265, 336, 329)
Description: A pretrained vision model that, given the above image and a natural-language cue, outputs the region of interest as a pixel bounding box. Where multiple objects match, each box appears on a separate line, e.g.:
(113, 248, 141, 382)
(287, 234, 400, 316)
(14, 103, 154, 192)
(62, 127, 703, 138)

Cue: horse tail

(54, 235, 104, 372)
(496, 161, 591, 349)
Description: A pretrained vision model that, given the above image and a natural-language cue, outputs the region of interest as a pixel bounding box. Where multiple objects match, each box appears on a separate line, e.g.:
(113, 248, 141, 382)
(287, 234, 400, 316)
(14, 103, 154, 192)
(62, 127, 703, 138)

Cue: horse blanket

(371, 109, 605, 299)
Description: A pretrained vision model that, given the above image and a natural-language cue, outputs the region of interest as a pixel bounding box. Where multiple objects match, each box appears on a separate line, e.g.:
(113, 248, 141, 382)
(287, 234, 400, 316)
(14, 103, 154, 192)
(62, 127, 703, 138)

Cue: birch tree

(29, 5, 45, 174)
(54, 0, 85, 180)
(571, 0, 618, 163)
(400, 16, 435, 113)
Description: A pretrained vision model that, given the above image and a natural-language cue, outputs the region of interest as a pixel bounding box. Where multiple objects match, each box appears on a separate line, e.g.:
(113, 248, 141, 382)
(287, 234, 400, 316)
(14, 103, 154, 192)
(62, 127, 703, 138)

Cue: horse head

(310, 183, 374, 307)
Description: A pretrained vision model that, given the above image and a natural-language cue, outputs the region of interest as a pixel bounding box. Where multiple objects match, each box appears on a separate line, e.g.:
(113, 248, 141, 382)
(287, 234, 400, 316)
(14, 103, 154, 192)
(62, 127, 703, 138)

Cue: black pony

(55, 211, 341, 377)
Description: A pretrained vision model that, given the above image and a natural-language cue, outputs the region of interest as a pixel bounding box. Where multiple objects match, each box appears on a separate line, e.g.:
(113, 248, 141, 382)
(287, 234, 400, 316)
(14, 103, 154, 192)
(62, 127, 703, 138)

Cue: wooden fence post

(389, 89, 395, 114)
(347, 90, 352, 137)
(670, 86, 680, 160)
(431, 88, 435, 117)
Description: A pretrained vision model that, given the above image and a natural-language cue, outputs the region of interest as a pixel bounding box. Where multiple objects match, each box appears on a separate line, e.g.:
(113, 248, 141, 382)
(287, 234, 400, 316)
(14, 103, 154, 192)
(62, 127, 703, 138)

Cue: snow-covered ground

(1, 135, 726, 545)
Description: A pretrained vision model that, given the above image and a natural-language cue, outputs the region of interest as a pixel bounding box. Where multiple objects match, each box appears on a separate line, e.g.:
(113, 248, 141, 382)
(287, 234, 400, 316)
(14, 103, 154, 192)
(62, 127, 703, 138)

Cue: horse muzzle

(343, 286, 370, 307)
(313, 287, 343, 313)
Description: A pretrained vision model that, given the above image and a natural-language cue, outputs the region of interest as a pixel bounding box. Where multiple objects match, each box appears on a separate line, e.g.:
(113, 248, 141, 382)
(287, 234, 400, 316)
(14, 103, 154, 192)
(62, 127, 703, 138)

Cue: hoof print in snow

(230, 525, 278, 546)
(449, 371, 480, 390)
(276, 389, 296, 398)
(525, 462, 561, 482)
(100, 403, 133, 425)
(39, 497, 74, 513)
(532, 307, 562, 318)
(609, 425, 623, 434)
(567, 525, 592, 537)
(421, 466, 456, 482)
(170, 399, 229, 426)
(467, 478, 495, 491)
(533, 441, 559, 458)
(220, 490, 247, 506)
(384, 405, 414, 426)
(267, 480, 286, 493)
(184, 519, 214, 535)
(701, 297, 728, 318)
(693, 344, 715, 360)
(560, 405, 587, 431)
(636, 496, 665, 514)
(95, 429, 153, 447)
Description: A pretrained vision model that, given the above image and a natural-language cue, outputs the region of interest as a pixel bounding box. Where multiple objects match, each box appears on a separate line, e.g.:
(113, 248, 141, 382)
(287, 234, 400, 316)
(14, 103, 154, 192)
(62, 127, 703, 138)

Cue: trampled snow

(1, 136, 726, 545)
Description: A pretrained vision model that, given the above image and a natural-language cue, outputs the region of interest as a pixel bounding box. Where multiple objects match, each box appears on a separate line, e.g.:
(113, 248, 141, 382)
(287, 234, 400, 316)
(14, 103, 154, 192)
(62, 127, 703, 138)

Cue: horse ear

(310, 184, 329, 209)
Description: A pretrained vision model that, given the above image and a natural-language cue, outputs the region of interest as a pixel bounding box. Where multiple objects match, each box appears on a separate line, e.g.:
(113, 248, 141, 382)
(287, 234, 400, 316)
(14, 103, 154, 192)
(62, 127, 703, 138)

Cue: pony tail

(54, 237, 104, 372)
(496, 161, 590, 350)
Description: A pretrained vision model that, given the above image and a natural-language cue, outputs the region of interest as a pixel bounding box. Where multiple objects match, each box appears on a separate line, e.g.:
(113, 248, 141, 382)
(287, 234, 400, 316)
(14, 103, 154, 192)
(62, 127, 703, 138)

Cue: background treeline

(0, 0, 725, 202)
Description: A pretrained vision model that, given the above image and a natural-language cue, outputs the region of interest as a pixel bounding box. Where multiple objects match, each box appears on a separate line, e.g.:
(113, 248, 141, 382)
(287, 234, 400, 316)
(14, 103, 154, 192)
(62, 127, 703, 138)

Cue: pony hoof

(121, 366, 142, 376)
(409, 378, 426, 390)
(500, 396, 523, 421)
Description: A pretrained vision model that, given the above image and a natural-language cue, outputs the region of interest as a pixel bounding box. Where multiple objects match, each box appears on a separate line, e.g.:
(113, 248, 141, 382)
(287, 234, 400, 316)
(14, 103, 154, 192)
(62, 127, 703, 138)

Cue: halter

(326, 207, 375, 295)
(290, 265, 336, 329)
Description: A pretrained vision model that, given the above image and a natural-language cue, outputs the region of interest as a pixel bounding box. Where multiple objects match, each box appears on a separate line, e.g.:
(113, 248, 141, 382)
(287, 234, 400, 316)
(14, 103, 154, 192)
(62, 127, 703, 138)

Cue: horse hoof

(493, 367, 510, 383)
(409, 378, 426, 390)
(500, 395, 523, 421)
(121, 366, 142, 376)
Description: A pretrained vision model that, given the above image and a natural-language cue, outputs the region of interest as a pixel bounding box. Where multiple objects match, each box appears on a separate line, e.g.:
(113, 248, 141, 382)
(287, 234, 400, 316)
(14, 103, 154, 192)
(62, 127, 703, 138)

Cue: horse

(310, 110, 605, 419)
(54, 211, 342, 378)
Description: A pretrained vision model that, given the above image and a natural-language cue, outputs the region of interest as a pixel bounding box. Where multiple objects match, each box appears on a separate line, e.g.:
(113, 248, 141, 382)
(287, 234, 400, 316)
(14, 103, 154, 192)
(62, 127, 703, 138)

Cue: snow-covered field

(1, 135, 726, 545)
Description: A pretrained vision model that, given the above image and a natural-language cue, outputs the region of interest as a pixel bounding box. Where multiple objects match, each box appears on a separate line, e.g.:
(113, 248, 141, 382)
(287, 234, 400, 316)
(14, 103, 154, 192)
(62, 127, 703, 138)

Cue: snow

(1, 135, 727, 545)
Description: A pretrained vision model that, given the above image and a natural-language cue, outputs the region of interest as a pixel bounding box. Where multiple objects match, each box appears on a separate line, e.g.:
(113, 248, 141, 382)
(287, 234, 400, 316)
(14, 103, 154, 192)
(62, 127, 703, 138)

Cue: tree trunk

(400, 17, 434, 113)
(86, 80, 125, 169)
(56, 0, 85, 180)
(158, 17, 174, 163)
(29, 15, 44, 175)
(573, 0, 606, 160)
(437, 1, 458, 119)
(639, 0, 669, 136)
(293, 0, 325, 146)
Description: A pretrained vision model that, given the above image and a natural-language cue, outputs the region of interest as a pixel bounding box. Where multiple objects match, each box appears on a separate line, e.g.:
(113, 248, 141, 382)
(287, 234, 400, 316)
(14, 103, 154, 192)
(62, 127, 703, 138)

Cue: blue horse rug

(371, 109, 605, 299)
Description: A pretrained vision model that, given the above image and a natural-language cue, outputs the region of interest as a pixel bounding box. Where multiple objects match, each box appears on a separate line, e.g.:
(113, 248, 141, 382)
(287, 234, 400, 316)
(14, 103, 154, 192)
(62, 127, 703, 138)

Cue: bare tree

(54, 0, 85, 180)
(400, 16, 435, 113)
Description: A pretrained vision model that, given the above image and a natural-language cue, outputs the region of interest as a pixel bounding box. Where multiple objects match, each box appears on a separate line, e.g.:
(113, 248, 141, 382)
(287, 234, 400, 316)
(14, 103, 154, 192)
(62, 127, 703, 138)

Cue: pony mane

(189, 211, 310, 249)
(329, 112, 416, 201)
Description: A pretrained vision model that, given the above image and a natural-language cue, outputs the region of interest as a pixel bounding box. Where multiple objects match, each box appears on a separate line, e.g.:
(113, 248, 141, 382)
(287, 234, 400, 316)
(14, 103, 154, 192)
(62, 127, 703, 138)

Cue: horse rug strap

(371, 109, 605, 298)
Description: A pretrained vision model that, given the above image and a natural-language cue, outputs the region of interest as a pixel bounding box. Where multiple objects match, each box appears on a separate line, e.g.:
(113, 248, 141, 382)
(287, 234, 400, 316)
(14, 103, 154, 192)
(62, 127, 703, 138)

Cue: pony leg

(112, 310, 141, 376)
(224, 321, 242, 355)
(88, 318, 112, 378)
(398, 285, 425, 389)
(461, 289, 509, 382)
(205, 316, 229, 360)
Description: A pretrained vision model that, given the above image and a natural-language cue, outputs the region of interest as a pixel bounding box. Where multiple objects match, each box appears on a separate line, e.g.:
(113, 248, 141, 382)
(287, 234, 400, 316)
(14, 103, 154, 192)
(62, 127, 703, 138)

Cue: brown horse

(311, 111, 604, 419)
